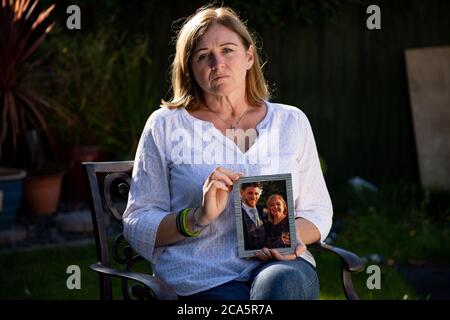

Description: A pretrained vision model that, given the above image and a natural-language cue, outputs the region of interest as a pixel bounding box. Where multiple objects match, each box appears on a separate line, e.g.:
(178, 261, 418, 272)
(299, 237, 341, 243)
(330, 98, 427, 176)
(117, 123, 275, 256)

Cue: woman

(123, 5, 332, 300)
(264, 194, 291, 249)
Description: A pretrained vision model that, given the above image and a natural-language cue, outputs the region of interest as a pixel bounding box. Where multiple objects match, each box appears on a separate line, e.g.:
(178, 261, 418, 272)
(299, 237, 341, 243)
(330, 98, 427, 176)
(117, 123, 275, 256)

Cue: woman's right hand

(198, 167, 243, 225)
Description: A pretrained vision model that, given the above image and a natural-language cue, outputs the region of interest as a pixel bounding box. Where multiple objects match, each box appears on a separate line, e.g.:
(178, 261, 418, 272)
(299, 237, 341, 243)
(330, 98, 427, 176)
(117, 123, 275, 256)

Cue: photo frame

(234, 173, 297, 258)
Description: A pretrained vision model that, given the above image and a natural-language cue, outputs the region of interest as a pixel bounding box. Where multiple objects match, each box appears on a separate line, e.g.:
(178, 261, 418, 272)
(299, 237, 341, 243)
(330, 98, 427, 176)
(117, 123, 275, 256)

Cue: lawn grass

(0, 243, 100, 299)
(1, 183, 448, 300)
(322, 183, 450, 299)
(0, 240, 415, 300)
(0, 242, 152, 300)
(313, 248, 417, 300)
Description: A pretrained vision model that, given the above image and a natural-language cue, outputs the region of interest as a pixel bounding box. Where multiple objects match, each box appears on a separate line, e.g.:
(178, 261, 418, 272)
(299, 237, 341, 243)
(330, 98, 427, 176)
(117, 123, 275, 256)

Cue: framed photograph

(234, 173, 297, 258)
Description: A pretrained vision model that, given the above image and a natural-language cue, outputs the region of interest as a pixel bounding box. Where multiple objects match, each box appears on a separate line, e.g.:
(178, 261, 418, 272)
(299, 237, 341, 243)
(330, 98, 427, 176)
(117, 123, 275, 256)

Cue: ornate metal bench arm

(313, 242, 365, 272)
(311, 242, 365, 300)
(90, 262, 178, 300)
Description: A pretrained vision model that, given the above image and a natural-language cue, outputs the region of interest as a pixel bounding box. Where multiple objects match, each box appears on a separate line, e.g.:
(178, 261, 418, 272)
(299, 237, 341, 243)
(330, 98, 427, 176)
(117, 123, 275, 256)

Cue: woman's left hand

(254, 237, 307, 262)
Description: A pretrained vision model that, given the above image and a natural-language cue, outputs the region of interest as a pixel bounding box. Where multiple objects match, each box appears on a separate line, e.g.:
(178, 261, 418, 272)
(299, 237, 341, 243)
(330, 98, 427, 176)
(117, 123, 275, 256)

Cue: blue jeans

(179, 258, 319, 300)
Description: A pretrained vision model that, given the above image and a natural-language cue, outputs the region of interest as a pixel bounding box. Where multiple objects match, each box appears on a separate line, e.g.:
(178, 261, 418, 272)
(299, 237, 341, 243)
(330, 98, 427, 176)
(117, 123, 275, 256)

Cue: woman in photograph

(264, 194, 291, 249)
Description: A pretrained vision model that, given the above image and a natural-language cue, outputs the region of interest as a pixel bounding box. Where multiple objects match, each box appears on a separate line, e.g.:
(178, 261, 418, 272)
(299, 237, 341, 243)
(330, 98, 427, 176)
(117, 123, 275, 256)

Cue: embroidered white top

(122, 101, 333, 296)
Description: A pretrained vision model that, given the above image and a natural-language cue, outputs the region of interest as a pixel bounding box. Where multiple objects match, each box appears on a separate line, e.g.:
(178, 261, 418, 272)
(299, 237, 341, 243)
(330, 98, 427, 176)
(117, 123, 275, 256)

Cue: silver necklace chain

(208, 105, 251, 129)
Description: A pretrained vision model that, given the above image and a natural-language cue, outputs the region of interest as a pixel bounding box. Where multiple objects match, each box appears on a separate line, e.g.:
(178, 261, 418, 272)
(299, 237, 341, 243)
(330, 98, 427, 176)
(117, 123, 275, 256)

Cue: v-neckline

(182, 101, 271, 156)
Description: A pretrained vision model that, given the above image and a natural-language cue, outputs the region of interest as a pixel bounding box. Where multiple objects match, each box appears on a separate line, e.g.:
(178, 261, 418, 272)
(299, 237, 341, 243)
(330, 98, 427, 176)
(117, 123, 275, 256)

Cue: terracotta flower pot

(62, 145, 111, 204)
(23, 172, 64, 216)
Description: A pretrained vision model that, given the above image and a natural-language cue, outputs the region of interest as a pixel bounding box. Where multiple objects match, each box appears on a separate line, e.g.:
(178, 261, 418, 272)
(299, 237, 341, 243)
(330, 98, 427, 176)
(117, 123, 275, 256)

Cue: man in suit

(240, 182, 267, 250)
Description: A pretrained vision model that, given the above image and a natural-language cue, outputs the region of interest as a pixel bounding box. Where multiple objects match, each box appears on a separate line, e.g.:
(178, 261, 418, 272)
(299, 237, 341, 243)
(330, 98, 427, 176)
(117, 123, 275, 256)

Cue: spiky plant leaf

(0, 0, 59, 165)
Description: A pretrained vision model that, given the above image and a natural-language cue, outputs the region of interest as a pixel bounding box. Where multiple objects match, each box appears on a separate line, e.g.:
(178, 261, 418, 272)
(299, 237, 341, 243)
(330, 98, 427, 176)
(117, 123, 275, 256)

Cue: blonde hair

(266, 194, 288, 222)
(162, 5, 269, 110)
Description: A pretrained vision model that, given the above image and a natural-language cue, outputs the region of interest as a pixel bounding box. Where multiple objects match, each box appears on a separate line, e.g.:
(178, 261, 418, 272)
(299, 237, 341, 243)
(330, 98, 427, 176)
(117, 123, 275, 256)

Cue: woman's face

(190, 23, 254, 99)
(268, 197, 285, 216)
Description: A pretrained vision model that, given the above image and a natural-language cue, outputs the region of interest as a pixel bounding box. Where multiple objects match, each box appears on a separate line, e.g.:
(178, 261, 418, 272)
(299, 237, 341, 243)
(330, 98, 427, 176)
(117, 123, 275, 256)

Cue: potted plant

(46, 28, 158, 204)
(0, 167, 26, 228)
(0, 0, 66, 217)
(21, 129, 65, 217)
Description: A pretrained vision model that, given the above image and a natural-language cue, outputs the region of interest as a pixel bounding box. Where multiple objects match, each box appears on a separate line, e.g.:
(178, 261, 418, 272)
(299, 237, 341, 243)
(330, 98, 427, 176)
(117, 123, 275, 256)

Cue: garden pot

(23, 172, 64, 216)
(62, 145, 111, 204)
(0, 167, 26, 228)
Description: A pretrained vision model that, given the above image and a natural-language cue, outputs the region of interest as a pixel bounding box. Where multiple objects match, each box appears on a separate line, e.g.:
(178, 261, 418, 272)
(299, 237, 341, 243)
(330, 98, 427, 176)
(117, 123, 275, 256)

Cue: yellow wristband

(181, 208, 200, 237)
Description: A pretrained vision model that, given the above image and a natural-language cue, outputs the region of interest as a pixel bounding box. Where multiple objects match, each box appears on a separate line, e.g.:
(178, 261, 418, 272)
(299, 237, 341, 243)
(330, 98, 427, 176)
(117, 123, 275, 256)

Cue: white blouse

(123, 101, 333, 296)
